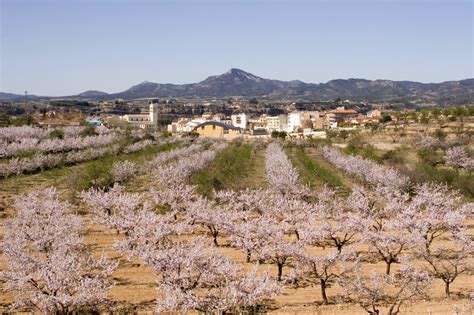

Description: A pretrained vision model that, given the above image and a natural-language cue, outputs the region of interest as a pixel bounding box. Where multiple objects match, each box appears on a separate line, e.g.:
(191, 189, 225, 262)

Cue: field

(0, 121, 473, 315)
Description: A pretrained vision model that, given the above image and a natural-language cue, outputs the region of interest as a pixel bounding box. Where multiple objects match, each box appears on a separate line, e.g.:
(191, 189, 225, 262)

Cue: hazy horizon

(1, 0, 473, 96)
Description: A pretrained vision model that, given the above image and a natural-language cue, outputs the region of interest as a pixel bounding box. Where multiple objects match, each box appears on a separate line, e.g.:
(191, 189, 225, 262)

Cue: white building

(287, 112, 302, 132)
(120, 103, 158, 130)
(265, 115, 288, 132)
(231, 113, 248, 129)
(167, 117, 206, 134)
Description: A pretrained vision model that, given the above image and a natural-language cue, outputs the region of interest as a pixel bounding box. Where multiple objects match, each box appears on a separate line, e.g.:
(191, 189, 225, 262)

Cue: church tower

(149, 103, 158, 126)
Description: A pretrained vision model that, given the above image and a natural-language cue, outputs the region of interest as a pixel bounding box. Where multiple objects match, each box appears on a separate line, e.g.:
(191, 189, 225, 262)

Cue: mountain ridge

(2, 69, 473, 101)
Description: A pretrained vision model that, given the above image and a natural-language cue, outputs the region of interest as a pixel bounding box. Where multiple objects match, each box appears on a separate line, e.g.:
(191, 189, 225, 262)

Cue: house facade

(326, 109, 358, 124)
(231, 113, 248, 129)
(265, 115, 288, 132)
(193, 121, 242, 138)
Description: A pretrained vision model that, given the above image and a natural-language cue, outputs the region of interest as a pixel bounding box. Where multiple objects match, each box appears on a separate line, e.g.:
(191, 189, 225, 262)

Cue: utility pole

(24, 90, 28, 107)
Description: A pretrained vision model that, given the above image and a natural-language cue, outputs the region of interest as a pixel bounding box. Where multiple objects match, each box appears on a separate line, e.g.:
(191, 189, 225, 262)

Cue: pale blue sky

(1, 0, 473, 96)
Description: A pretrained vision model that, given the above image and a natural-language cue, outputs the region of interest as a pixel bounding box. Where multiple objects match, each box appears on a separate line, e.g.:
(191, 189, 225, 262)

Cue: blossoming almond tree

(295, 249, 359, 305)
(415, 236, 473, 298)
(444, 146, 473, 174)
(80, 184, 146, 234)
(379, 183, 473, 297)
(265, 142, 300, 193)
(306, 190, 370, 253)
(257, 216, 305, 281)
(153, 238, 281, 313)
(0, 188, 118, 314)
(338, 263, 432, 315)
(227, 214, 277, 263)
(187, 197, 239, 246)
(365, 229, 410, 275)
(321, 146, 410, 193)
(111, 160, 139, 183)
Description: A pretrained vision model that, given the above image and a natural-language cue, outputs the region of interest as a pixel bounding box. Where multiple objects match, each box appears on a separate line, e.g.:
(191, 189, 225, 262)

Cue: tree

(80, 184, 146, 234)
(365, 228, 409, 275)
(379, 114, 392, 123)
(0, 112, 11, 127)
(311, 207, 369, 253)
(321, 146, 410, 193)
(257, 217, 304, 281)
(338, 129, 350, 142)
(433, 128, 446, 140)
(339, 263, 431, 315)
(0, 188, 117, 314)
(452, 106, 467, 122)
(431, 108, 441, 120)
(228, 215, 272, 263)
(187, 197, 237, 246)
(392, 183, 473, 297)
(325, 130, 339, 140)
(119, 224, 280, 313)
(271, 131, 287, 139)
(111, 160, 139, 182)
(295, 249, 358, 304)
(416, 236, 473, 298)
(445, 146, 473, 174)
(419, 111, 429, 124)
(265, 143, 300, 194)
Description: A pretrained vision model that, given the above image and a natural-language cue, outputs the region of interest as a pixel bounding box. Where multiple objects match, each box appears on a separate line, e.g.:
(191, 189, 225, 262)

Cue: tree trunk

(246, 249, 251, 263)
(213, 233, 218, 246)
(320, 279, 329, 305)
(208, 226, 218, 246)
(386, 261, 392, 275)
(445, 280, 451, 298)
(277, 263, 283, 281)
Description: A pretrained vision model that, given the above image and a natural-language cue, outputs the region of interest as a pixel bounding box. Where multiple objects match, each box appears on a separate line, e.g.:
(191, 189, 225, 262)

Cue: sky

(0, 0, 473, 96)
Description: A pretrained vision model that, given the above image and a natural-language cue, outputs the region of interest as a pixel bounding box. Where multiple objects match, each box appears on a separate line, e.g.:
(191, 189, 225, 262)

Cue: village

(116, 101, 385, 138)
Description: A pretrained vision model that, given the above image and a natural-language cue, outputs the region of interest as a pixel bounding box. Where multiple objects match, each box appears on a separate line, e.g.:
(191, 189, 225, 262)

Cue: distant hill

(2, 69, 473, 101)
(76, 90, 109, 98)
(0, 92, 23, 101)
(0, 92, 42, 101)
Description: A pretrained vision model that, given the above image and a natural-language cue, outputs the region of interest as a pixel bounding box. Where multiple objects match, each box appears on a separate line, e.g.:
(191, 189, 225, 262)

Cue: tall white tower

(149, 103, 158, 125)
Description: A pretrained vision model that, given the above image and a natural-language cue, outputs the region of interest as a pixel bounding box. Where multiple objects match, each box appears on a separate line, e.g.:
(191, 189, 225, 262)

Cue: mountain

(0, 92, 24, 101)
(2, 69, 473, 101)
(76, 90, 109, 98)
(110, 69, 474, 101)
(0, 92, 41, 101)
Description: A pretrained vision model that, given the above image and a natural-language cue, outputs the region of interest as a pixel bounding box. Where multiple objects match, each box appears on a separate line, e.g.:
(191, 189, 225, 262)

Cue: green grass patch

(70, 142, 177, 192)
(0, 142, 178, 201)
(190, 141, 253, 197)
(343, 140, 382, 162)
(289, 146, 347, 191)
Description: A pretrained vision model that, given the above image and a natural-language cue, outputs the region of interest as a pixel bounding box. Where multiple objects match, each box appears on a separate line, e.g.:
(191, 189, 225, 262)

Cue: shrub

(79, 125, 97, 137)
(48, 128, 64, 140)
(271, 131, 287, 140)
(73, 160, 114, 191)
